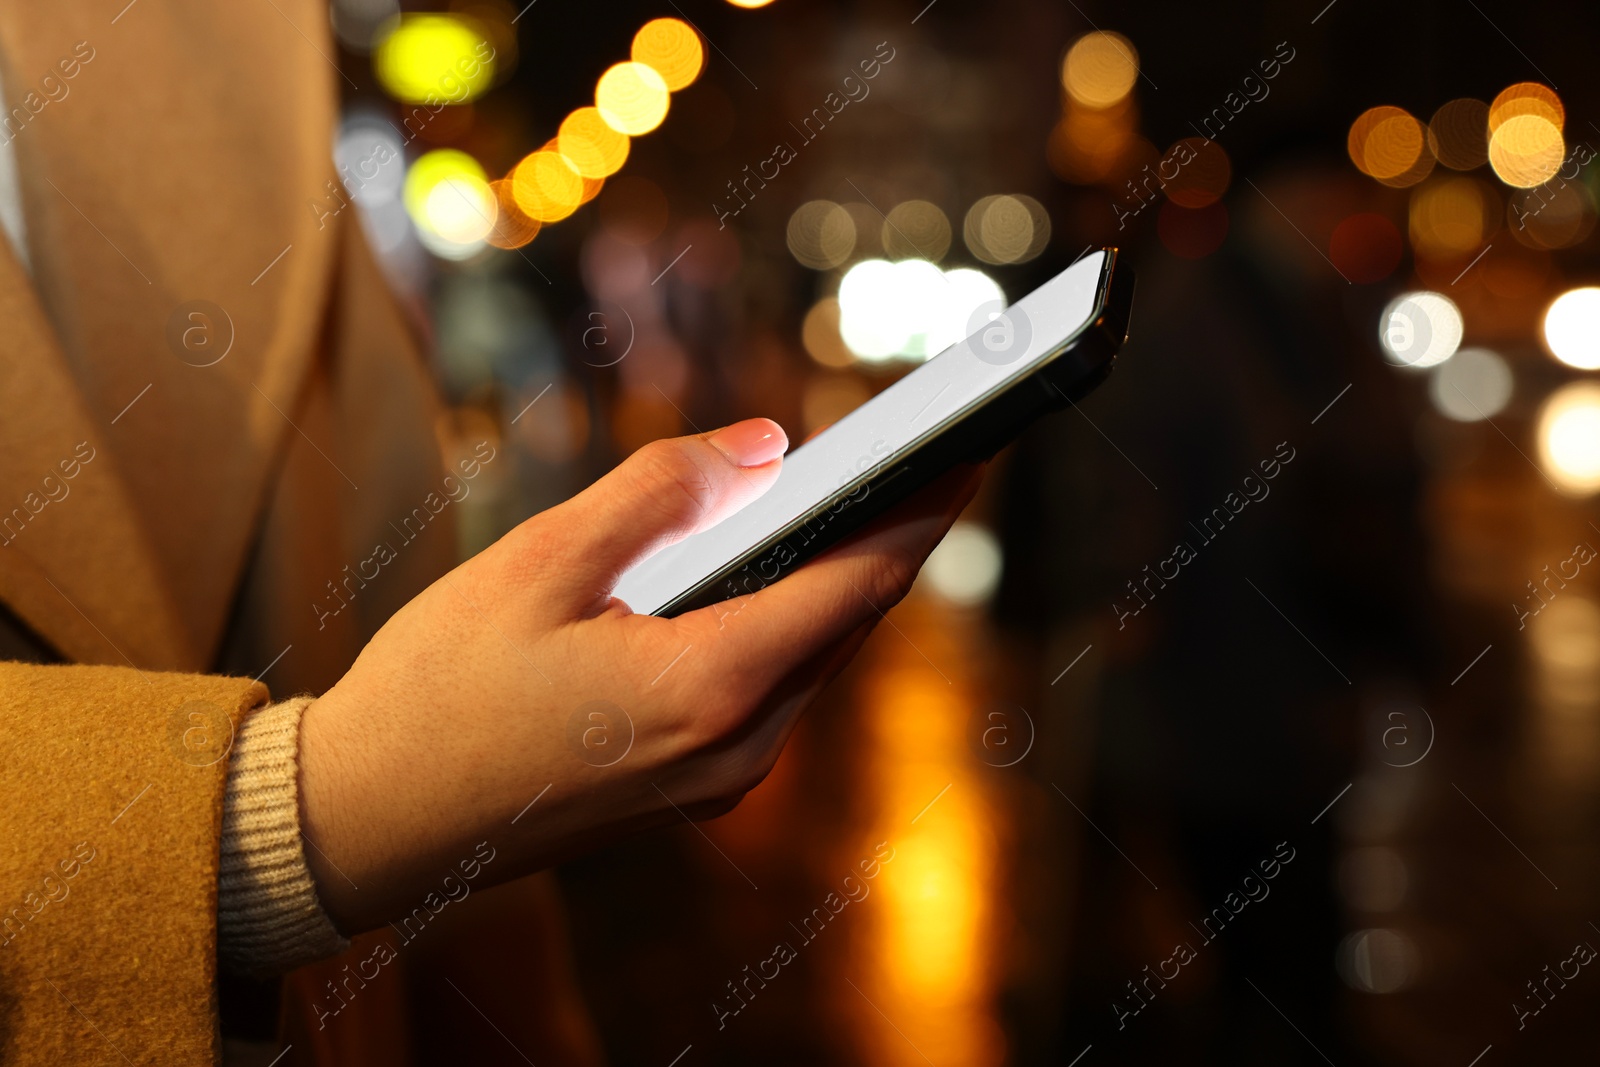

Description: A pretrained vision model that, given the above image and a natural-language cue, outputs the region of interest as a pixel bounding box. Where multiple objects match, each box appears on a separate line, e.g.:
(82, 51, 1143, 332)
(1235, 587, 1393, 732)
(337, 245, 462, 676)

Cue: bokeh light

(1162, 137, 1231, 208)
(1429, 347, 1512, 421)
(838, 259, 1004, 363)
(373, 14, 495, 104)
(1537, 382, 1600, 495)
(1379, 290, 1462, 369)
(631, 18, 703, 91)
(1047, 100, 1144, 184)
(1061, 31, 1139, 109)
(963, 195, 1050, 265)
(919, 523, 1004, 606)
(787, 200, 856, 270)
(1337, 929, 1418, 994)
(1349, 106, 1435, 187)
(842, 202, 885, 260)
(1427, 98, 1489, 171)
(1543, 287, 1600, 369)
(403, 149, 487, 225)
(1489, 82, 1564, 134)
(801, 298, 856, 368)
(402, 150, 495, 259)
(484, 178, 539, 249)
(558, 107, 630, 178)
(512, 149, 585, 222)
(1409, 177, 1496, 258)
(1489, 114, 1565, 188)
(335, 115, 406, 207)
(331, 0, 400, 53)
(1330, 213, 1403, 283)
(596, 61, 670, 135)
(1512, 183, 1596, 250)
(883, 200, 953, 262)
(801, 372, 871, 431)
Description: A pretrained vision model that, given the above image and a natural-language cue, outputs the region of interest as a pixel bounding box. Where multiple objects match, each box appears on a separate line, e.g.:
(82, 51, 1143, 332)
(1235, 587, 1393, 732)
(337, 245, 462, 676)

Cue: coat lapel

(0, 0, 343, 670)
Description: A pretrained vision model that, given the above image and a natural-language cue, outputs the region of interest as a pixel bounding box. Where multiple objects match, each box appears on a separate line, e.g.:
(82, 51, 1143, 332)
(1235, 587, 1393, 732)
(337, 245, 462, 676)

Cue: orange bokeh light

(631, 17, 704, 91)
(558, 107, 630, 179)
(484, 178, 540, 249)
(1061, 31, 1139, 109)
(1489, 82, 1564, 133)
(512, 149, 585, 222)
(1349, 106, 1435, 187)
(1163, 136, 1232, 209)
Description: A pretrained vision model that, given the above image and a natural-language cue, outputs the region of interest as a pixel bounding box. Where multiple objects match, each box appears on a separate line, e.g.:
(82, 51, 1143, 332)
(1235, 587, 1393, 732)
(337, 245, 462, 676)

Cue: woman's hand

(298, 418, 981, 932)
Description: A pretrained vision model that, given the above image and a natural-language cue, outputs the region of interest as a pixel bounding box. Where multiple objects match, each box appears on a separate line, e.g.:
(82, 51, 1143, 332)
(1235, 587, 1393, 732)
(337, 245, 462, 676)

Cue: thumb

(537, 418, 788, 612)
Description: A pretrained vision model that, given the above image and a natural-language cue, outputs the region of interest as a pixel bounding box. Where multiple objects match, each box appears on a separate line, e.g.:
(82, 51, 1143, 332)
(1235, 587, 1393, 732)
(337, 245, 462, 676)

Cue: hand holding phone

(615, 248, 1134, 616)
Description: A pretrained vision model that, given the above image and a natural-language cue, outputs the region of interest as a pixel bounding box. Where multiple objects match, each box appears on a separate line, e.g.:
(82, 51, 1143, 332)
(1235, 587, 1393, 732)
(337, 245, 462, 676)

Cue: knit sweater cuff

(218, 695, 350, 976)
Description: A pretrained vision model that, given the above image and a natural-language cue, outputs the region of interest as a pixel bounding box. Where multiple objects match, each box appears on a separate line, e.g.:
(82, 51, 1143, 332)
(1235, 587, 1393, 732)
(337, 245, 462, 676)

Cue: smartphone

(613, 247, 1134, 618)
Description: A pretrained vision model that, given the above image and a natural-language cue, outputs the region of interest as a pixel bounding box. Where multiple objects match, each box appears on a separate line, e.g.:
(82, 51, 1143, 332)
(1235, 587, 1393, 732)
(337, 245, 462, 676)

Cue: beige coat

(0, 3, 599, 1063)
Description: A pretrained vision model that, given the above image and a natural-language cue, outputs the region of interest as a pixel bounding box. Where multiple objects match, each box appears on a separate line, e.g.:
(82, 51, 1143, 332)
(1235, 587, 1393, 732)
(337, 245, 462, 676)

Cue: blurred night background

(318, 0, 1600, 1062)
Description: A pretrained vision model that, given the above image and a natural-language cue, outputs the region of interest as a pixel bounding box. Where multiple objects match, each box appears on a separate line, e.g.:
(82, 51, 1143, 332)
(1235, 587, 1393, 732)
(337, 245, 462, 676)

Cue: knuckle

(864, 549, 920, 612)
(494, 514, 565, 588)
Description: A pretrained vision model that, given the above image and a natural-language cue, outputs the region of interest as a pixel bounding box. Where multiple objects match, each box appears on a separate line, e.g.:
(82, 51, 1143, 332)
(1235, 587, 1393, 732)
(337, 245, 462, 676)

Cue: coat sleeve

(0, 661, 267, 1065)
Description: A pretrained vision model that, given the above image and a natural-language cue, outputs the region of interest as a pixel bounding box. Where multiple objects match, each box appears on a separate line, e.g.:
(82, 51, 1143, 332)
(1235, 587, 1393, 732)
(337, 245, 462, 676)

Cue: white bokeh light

(1543, 287, 1600, 370)
(1337, 928, 1418, 994)
(335, 115, 405, 207)
(1429, 347, 1513, 422)
(1537, 382, 1600, 496)
(919, 522, 1004, 606)
(1380, 291, 1463, 369)
(837, 259, 1005, 364)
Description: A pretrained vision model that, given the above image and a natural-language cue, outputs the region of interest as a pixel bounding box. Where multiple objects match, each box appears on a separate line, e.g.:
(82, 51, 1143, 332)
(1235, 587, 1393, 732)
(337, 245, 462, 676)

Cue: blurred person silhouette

(0, 5, 978, 1065)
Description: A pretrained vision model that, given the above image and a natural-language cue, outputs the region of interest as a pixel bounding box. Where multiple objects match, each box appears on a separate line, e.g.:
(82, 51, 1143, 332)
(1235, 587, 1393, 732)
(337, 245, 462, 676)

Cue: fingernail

(709, 418, 788, 467)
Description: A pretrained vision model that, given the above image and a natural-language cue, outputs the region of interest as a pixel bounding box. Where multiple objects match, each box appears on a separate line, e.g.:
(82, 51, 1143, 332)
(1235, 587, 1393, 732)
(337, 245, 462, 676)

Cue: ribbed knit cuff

(218, 696, 350, 976)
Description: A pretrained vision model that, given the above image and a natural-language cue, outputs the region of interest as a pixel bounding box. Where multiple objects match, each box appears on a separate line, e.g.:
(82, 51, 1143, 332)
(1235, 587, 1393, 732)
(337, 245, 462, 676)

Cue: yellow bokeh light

(595, 61, 670, 136)
(1489, 114, 1564, 188)
(1543, 287, 1600, 370)
(512, 149, 586, 223)
(631, 18, 703, 92)
(1538, 382, 1600, 496)
(1490, 82, 1564, 133)
(558, 107, 630, 178)
(373, 14, 495, 105)
(725, 0, 776, 7)
(403, 149, 488, 225)
(1061, 31, 1139, 109)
